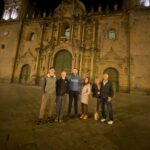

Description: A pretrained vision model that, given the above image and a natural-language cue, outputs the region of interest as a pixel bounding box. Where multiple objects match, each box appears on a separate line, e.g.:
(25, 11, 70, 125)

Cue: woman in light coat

(80, 77, 91, 120)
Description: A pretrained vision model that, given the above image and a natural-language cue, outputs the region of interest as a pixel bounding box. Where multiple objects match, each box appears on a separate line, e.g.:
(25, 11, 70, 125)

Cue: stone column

(81, 21, 85, 47)
(92, 21, 96, 49)
(90, 51, 94, 80)
(35, 48, 41, 84)
(79, 51, 83, 77)
(71, 20, 74, 41)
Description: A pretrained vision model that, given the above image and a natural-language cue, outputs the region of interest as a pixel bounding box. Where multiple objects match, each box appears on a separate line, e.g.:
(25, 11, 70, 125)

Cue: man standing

(100, 73, 114, 125)
(37, 67, 56, 124)
(68, 68, 81, 118)
(55, 71, 69, 123)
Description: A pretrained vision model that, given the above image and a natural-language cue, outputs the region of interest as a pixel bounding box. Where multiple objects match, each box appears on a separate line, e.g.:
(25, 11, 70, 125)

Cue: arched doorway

(54, 50, 72, 77)
(19, 64, 31, 84)
(104, 67, 119, 92)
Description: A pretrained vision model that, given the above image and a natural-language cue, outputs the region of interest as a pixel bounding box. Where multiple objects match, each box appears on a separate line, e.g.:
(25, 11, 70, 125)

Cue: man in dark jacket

(68, 68, 81, 118)
(55, 71, 69, 123)
(100, 73, 114, 125)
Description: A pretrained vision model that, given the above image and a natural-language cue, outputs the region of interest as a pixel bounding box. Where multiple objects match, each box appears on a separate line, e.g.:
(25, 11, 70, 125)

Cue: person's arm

(91, 84, 95, 93)
(41, 77, 46, 94)
(108, 82, 114, 101)
(87, 84, 91, 95)
(56, 79, 59, 94)
(78, 76, 82, 91)
(65, 80, 69, 94)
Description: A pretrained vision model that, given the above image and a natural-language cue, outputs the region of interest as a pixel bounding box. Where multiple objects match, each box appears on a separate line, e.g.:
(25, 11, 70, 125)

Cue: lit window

(108, 29, 117, 40)
(140, 0, 150, 7)
(64, 27, 71, 38)
(2, 9, 10, 20)
(10, 8, 18, 19)
(29, 32, 37, 41)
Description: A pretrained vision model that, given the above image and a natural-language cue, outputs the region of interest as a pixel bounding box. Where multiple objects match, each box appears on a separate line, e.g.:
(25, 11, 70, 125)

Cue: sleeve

(41, 77, 46, 93)
(109, 82, 114, 97)
(56, 80, 59, 94)
(66, 80, 69, 94)
(91, 84, 95, 93)
(87, 84, 91, 95)
(79, 77, 82, 91)
(68, 75, 71, 82)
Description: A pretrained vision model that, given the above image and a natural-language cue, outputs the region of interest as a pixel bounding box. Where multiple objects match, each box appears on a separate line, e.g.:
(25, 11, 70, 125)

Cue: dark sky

(35, 0, 123, 13)
(0, 0, 124, 19)
(0, 0, 4, 18)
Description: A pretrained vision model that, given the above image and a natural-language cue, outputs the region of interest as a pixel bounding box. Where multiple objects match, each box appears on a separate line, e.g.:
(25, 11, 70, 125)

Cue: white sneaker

(107, 120, 114, 125)
(101, 118, 106, 122)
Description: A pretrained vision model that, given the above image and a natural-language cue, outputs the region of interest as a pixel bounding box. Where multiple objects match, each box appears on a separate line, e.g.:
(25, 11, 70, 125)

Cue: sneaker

(107, 120, 114, 125)
(47, 117, 54, 123)
(83, 115, 88, 120)
(54, 118, 59, 123)
(80, 114, 84, 119)
(36, 118, 44, 125)
(59, 120, 63, 123)
(94, 113, 99, 121)
(101, 118, 106, 122)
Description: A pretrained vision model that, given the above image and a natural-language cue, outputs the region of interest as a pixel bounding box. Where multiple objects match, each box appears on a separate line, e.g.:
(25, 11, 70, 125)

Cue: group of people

(37, 67, 114, 125)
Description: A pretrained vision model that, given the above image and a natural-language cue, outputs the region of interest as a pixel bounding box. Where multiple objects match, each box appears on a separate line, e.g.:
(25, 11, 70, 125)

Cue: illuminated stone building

(0, 0, 150, 93)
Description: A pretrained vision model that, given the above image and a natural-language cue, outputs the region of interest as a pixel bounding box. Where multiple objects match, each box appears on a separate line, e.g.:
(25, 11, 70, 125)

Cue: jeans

(56, 95, 65, 120)
(68, 91, 79, 115)
(100, 98, 113, 120)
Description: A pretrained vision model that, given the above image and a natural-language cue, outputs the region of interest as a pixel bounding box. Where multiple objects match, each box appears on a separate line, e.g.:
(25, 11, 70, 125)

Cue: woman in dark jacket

(91, 78, 100, 120)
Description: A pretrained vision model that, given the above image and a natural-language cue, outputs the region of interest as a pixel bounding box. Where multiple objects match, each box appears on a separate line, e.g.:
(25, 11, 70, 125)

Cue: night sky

(35, 0, 123, 13)
(0, 0, 124, 18)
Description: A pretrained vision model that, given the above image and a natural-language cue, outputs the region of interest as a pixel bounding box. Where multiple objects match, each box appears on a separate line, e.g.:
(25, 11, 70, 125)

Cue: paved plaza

(0, 83, 150, 150)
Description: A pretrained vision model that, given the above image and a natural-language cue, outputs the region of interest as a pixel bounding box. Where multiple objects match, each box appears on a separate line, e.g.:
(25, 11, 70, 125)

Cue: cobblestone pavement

(0, 83, 150, 150)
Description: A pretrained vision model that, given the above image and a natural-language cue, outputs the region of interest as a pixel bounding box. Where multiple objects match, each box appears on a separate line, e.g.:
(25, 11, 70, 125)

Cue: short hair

(73, 68, 78, 71)
(49, 67, 55, 70)
(103, 73, 109, 76)
(61, 71, 66, 74)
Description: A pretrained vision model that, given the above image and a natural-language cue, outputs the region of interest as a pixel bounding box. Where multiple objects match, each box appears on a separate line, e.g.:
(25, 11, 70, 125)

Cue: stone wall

(129, 9, 150, 93)
(0, 3, 150, 94)
(0, 21, 21, 83)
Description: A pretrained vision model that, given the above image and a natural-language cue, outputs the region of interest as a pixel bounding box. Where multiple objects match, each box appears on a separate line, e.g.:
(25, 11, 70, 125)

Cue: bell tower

(123, 0, 150, 10)
(2, 0, 27, 20)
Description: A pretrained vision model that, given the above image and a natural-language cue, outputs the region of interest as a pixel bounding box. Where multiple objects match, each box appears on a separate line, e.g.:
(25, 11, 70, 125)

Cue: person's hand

(108, 97, 112, 102)
(97, 92, 100, 95)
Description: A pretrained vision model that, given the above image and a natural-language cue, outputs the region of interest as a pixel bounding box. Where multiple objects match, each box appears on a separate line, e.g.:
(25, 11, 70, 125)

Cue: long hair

(83, 77, 89, 85)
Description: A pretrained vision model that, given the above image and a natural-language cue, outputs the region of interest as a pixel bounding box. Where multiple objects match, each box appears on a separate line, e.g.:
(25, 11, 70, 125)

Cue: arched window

(104, 67, 119, 92)
(10, 8, 18, 19)
(64, 27, 71, 38)
(2, 9, 10, 20)
(107, 29, 117, 40)
(28, 32, 37, 41)
(19, 64, 31, 84)
(140, 0, 150, 7)
(61, 22, 71, 38)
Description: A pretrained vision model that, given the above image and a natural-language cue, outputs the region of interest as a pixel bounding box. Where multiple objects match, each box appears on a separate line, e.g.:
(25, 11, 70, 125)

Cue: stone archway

(104, 67, 119, 92)
(54, 50, 72, 77)
(19, 64, 31, 84)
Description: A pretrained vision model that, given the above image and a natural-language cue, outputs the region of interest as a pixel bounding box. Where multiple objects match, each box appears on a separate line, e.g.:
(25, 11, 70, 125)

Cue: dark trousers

(100, 98, 113, 120)
(81, 103, 88, 115)
(56, 95, 65, 120)
(68, 91, 79, 115)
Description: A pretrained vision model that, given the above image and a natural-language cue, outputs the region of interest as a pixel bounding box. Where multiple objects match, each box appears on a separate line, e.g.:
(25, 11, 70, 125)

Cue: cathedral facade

(0, 0, 150, 94)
